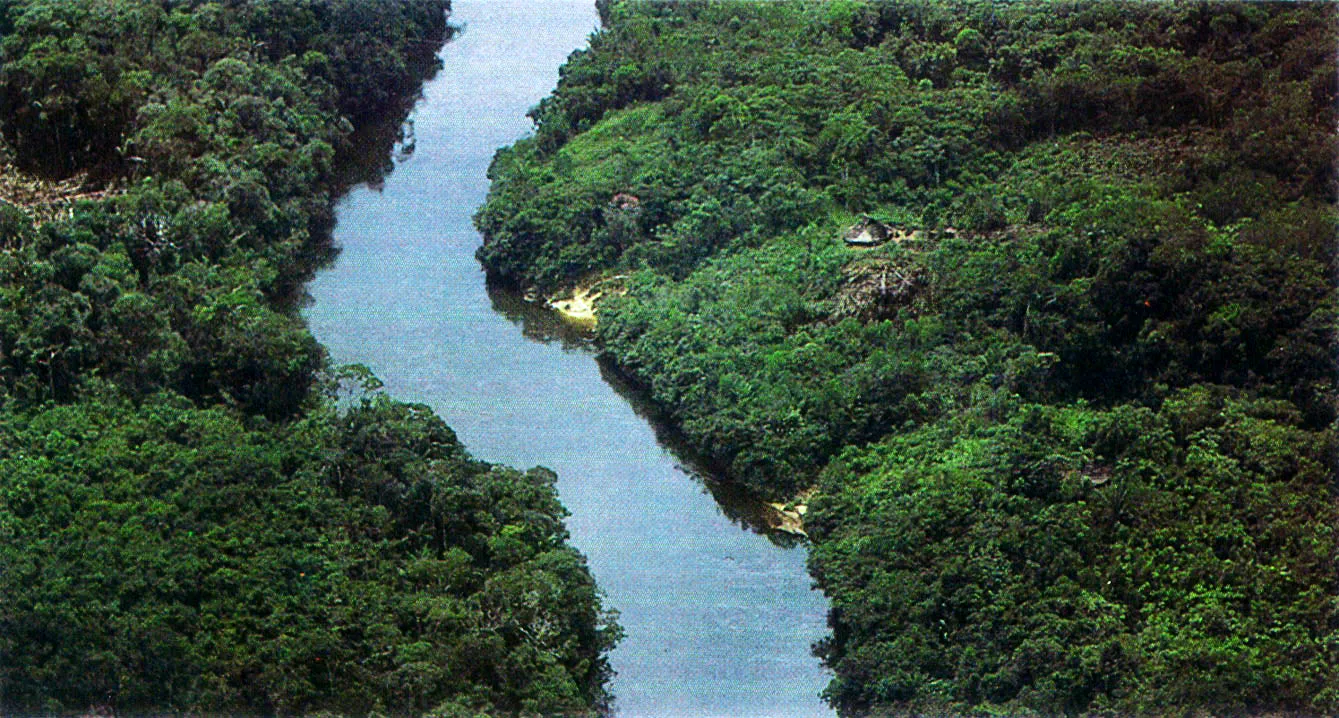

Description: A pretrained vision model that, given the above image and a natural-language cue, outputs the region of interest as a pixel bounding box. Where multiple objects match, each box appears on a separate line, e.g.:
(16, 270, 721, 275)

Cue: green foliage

(0, 1, 618, 714)
(0, 0, 453, 410)
(478, 1, 1338, 714)
(0, 0, 450, 178)
(0, 387, 618, 715)
(479, 1, 1336, 295)
(808, 392, 1337, 715)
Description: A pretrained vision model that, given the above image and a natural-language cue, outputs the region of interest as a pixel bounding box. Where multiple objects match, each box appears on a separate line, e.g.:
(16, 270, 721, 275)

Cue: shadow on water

(284, 111, 420, 312)
(328, 19, 453, 193)
(487, 278, 596, 351)
(287, 93, 429, 313)
(332, 114, 417, 194)
(597, 357, 809, 550)
(286, 24, 457, 312)
(337, 16, 457, 186)
(486, 281, 807, 549)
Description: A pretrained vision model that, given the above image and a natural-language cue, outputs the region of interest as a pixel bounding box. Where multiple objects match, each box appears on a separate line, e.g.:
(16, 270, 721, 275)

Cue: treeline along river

(302, 2, 832, 715)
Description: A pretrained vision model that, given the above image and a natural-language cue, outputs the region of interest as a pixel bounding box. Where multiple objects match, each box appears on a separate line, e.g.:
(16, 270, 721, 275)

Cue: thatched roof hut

(843, 216, 892, 246)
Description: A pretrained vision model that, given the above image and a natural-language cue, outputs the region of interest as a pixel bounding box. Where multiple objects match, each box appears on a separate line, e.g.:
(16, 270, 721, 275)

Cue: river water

(303, 2, 831, 715)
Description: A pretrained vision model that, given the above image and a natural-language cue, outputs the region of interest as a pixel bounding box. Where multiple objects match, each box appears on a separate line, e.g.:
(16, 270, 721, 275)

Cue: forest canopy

(0, 1, 618, 714)
(477, 1, 1338, 714)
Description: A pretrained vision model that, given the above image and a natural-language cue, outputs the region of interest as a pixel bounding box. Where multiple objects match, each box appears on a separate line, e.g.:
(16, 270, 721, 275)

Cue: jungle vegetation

(0, 1, 618, 714)
(476, 1, 1338, 714)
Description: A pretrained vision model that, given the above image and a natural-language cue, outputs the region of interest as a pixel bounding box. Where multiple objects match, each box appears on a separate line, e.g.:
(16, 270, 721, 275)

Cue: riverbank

(473, 2, 1339, 714)
(0, 2, 614, 714)
(304, 2, 833, 715)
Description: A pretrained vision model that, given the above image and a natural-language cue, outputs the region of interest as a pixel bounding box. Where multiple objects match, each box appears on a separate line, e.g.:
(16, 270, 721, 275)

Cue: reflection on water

(487, 280, 595, 351)
(488, 281, 805, 547)
(288, 99, 423, 310)
(596, 359, 807, 548)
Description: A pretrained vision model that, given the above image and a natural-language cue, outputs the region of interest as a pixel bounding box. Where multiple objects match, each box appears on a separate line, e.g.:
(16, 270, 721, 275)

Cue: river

(303, 2, 831, 715)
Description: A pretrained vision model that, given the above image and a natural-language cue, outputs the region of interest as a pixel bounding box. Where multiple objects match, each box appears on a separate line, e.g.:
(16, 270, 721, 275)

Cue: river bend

(303, 3, 831, 715)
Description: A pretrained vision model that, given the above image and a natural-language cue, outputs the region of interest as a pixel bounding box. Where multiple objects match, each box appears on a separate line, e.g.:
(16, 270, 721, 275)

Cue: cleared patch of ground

(0, 142, 119, 226)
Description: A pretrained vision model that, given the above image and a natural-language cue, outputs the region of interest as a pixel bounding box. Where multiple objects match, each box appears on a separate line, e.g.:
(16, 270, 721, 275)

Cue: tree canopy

(476, 1, 1338, 714)
(0, 1, 618, 714)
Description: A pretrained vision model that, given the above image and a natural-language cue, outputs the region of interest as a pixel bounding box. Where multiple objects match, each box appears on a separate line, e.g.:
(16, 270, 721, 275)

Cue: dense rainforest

(0, 1, 618, 714)
(476, 0, 1338, 715)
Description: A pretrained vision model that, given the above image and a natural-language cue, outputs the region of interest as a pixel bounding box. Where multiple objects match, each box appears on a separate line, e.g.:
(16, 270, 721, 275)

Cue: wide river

(304, 2, 831, 715)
